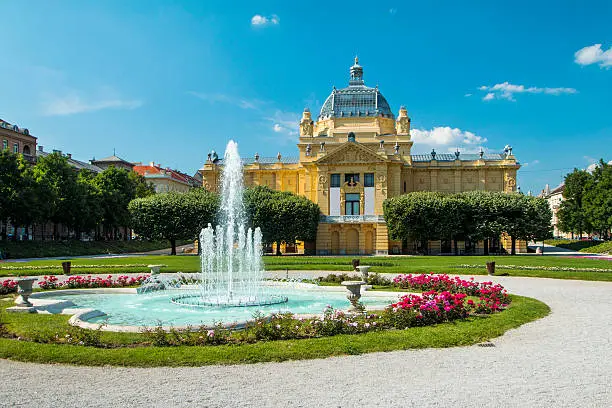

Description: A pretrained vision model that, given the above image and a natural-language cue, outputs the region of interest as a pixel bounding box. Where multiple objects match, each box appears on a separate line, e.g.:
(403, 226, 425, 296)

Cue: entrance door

(346, 228, 359, 255)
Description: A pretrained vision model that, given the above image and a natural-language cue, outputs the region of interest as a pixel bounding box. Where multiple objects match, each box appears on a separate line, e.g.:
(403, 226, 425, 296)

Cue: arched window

(23, 145, 31, 155)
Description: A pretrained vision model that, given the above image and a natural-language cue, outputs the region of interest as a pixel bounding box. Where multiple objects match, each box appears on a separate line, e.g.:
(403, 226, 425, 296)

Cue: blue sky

(1, 0, 610, 194)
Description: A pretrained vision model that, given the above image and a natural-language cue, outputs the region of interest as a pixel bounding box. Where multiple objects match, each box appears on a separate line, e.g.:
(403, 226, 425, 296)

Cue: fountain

(31, 140, 399, 329)
(167, 140, 287, 307)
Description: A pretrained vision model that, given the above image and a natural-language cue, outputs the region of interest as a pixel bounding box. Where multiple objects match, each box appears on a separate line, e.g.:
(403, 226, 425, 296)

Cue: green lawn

(1, 254, 611, 281)
(0, 240, 190, 260)
(0, 294, 549, 367)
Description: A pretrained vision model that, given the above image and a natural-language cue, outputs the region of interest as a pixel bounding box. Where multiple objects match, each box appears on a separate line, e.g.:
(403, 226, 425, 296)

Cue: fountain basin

(28, 283, 404, 331)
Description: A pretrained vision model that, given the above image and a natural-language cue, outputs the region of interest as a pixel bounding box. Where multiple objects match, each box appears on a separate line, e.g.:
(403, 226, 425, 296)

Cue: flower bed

(38, 275, 149, 290)
(1, 279, 17, 295)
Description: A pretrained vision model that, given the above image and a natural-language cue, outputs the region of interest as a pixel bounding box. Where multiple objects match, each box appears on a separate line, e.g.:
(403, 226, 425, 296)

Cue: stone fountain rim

(22, 283, 412, 333)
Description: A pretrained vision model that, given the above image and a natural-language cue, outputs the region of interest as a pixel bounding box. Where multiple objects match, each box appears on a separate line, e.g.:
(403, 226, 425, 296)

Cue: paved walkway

(1, 274, 611, 407)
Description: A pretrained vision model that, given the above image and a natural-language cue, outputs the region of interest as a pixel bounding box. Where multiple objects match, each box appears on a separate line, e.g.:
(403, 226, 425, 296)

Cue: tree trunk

(453, 238, 458, 256)
(170, 238, 176, 255)
(12, 224, 19, 241)
(276, 242, 282, 256)
(511, 237, 516, 255)
(484, 239, 489, 256)
(25, 225, 30, 240)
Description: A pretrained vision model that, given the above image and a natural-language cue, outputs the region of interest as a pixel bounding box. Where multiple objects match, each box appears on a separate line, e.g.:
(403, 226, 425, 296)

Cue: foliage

(583, 160, 612, 239)
(0, 150, 158, 242)
(244, 186, 320, 255)
(558, 169, 593, 237)
(129, 188, 219, 254)
(558, 161, 612, 239)
(384, 191, 552, 254)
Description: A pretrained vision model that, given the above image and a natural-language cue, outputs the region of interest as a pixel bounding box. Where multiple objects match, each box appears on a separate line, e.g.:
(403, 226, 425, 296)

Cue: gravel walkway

(1, 275, 611, 408)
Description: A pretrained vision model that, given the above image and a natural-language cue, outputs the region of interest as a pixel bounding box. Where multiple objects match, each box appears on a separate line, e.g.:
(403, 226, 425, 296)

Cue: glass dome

(318, 58, 394, 120)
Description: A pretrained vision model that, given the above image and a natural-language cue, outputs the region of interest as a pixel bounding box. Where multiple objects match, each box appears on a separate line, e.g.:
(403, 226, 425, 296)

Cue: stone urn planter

(341, 280, 365, 312)
(486, 261, 496, 276)
(148, 265, 164, 275)
(9, 278, 38, 312)
(357, 265, 370, 282)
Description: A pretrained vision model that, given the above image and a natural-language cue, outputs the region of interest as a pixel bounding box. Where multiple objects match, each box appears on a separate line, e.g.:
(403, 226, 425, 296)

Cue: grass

(544, 239, 603, 252)
(0, 294, 550, 366)
(0, 240, 190, 260)
(2, 254, 612, 281)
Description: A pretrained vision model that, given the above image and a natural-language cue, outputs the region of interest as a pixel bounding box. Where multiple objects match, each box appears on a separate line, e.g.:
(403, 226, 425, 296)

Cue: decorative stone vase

(61, 261, 71, 275)
(357, 265, 370, 282)
(486, 261, 496, 276)
(148, 265, 163, 275)
(341, 280, 365, 312)
(351, 259, 360, 271)
(14, 277, 37, 307)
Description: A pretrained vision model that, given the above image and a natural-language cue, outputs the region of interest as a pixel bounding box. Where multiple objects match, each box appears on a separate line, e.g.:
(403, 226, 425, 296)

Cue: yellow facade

(200, 59, 521, 255)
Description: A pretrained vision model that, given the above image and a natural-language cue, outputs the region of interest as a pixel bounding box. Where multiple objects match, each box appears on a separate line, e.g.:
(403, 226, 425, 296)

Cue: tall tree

(0, 150, 23, 239)
(31, 152, 78, 239)
(583, 160, 612, 239)
(95, 167, 141, 240)
(557, 169, 593, 238)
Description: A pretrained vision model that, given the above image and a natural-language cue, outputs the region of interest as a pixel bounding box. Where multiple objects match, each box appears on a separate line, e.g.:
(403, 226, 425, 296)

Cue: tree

(383, 192, 447, 254)
(129, 189, 218, 255)
(0, 150, 23, 239)
(583, 160, 612, 239)
(95, 167, 143, 240)
(244, 186, 320, 255)
(557, 169, 593, 238)
(384, 191, 553, 255)
(30, 152, 78, 239)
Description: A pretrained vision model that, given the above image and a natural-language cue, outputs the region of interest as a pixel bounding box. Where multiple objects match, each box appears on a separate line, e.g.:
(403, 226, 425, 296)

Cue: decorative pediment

(315, 142, 388, 165)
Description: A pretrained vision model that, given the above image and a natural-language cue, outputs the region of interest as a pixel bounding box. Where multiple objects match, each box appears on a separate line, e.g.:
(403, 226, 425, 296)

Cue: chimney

(149, 161, 155, 167)
(67, 153, 72, 159)
(38, 145, 43, 152)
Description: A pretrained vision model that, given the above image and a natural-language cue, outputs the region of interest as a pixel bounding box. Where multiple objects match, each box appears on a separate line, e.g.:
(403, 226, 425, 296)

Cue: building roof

(133, 164, 198, 186)
(411, 153, 507, 162)
(91, 155, 133, 165)
(550, 183, 565, 195)
(0, 118, 34, 137)
(211, 156, 300, 166)
(37, 149, 104, 173)
(318, 58, 394, 120)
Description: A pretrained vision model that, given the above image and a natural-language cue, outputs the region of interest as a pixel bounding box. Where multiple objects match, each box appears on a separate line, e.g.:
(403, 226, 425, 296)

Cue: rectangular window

(345, 193, 360, 215)
(2, 140, 7, 150)
(330, 174, 341, 187)
(364, 173, 374, 187)
(344, 173, 360, 184)
(13, 143, 18, 154)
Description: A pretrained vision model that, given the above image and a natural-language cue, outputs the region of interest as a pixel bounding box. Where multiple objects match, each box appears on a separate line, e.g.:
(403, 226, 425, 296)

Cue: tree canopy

(128, 188, 219, 254)
(384, 191, 552, 255)
(244, 186, 320, 255)
(558, 160, 612, 239)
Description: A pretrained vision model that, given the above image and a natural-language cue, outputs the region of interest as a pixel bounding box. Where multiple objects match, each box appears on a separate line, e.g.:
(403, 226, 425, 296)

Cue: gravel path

(1, 275, 611, 408)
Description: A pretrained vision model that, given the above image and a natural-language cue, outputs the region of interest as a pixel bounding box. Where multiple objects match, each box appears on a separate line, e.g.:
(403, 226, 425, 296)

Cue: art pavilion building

(200, 59, 522, 255)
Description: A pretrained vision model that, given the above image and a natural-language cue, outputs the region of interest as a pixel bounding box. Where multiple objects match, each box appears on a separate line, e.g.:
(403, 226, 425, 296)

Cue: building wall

(0, 122, 37, 162)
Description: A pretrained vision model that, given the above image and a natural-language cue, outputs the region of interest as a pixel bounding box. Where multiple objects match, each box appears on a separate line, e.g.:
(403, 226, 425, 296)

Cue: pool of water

(44, 286, 400, 327)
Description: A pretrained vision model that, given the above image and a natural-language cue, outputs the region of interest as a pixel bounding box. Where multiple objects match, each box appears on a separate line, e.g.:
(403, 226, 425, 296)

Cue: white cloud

(411, 127, 487, 148)
(478, 81, 577, 101)
(574, 44, 612, 68)
(251, 14, 279, 26)
(42, 93, 142, 116)
(265, 110, 299, 143)
(188, 92, 261, 110)
(483, 92, 495, 101)
(464, 93, 472, 97)
(389, 8, 397, 15)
